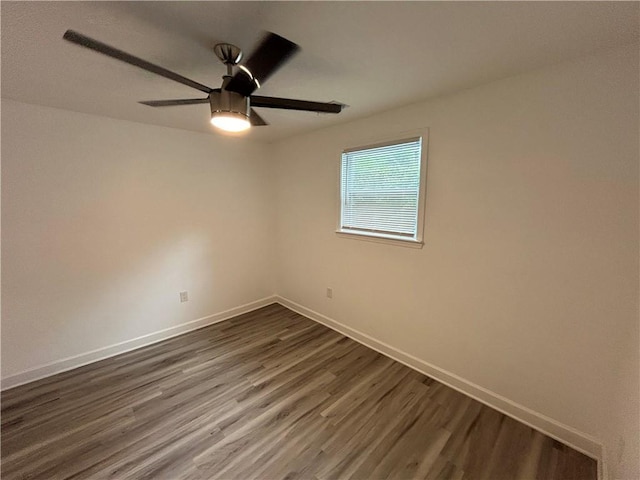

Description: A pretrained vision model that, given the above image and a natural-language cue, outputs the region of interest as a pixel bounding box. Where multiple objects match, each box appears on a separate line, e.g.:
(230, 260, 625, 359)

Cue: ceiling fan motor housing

(210, 89, 250, 120)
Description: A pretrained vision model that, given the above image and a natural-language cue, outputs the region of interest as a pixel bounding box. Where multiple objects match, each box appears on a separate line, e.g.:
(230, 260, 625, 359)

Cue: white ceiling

(2, 1, 638, 142)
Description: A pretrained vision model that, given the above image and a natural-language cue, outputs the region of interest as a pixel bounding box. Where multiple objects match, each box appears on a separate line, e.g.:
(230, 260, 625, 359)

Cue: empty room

(1, 2, 638, 479)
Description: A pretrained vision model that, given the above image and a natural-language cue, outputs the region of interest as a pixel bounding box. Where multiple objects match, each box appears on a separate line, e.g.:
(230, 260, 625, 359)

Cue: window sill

(335, 230, 424, 249)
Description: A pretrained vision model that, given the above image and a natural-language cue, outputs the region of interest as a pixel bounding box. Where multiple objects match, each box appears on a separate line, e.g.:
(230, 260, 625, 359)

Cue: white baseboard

(1, 296, 278, 391)
(276, 295, 605, 475)
(0, 293, 606, 479)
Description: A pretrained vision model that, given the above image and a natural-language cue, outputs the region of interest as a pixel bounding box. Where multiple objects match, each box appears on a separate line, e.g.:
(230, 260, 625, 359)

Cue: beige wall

(1, 99, 276, 379)
(273, 45, 639, 478)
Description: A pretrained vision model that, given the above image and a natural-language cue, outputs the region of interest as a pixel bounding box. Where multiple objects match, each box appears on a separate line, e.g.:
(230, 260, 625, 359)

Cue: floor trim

(1, 295, 278, 391)
(0, 293, 606, 479)
(275, 295, 605, 477)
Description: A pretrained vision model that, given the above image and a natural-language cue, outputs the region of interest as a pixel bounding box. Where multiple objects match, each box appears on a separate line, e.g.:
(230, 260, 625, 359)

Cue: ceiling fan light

(210, 111, 251, 132)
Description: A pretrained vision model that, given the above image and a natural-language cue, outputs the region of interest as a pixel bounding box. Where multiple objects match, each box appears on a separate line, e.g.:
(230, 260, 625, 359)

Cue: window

(338, 136, 426, 246)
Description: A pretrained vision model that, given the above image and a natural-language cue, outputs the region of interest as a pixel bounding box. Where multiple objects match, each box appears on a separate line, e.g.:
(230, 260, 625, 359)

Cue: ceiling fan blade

(250, 95, 343, 114)
(63, 30, 213, 94)
(226, 32, 300, 96)
(139, 98, 210, 107)
(250, 108, 268, 126)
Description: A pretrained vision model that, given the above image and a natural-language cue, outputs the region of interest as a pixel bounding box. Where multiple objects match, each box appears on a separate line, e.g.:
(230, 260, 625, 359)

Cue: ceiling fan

(62, 30, 344, 132)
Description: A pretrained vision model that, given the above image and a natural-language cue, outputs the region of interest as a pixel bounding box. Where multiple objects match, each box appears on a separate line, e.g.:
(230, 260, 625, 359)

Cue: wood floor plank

(1, 303, 597, 480)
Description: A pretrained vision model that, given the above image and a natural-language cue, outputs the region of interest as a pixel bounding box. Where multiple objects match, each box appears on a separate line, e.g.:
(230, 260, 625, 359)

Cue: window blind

(341, 137, 422, 238)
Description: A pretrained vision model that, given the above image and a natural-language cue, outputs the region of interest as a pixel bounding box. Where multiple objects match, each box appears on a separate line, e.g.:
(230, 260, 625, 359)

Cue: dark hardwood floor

(1, 303, 597, 479)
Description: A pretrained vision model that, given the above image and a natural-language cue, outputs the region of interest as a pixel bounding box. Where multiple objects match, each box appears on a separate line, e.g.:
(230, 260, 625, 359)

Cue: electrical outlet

(179, 291, 189, 303)
(326, 287, 333, 299)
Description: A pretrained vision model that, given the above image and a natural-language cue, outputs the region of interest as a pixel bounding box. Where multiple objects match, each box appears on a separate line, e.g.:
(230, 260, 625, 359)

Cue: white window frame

(336, 131, 428, 248)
